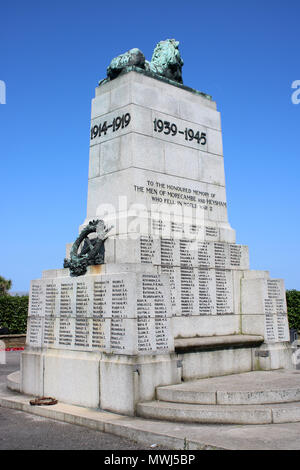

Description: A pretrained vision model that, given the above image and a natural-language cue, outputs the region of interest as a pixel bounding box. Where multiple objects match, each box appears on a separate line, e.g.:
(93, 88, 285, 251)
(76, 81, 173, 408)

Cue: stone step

(174, 334, 264, 353)
(156, 371, 300, 405)
(137, 400, 300, 425)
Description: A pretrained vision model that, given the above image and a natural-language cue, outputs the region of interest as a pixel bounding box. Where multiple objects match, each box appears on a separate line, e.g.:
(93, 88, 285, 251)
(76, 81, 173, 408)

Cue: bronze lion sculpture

(102, 39, 184, 85)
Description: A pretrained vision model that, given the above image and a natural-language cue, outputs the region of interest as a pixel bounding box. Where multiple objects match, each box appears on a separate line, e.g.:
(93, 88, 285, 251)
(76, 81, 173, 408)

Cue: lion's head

(149, 39, 184, 83)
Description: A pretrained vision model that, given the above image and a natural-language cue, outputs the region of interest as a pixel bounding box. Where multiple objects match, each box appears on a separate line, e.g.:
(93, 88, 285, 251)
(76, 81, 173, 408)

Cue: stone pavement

(1, 380, 300, 450)
(0, 405, 155, 450)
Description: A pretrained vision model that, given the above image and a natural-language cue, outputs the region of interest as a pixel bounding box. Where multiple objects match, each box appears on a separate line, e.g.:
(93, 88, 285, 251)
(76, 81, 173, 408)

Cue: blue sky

(0, 0, 299, 291)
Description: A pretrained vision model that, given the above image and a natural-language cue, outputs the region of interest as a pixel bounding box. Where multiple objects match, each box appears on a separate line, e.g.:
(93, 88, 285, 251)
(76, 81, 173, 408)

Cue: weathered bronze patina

(64, 220, 112, 277)
(101, 39, 184, 85)
(147, 39, 183, 83)
(107, 48, 146, 80)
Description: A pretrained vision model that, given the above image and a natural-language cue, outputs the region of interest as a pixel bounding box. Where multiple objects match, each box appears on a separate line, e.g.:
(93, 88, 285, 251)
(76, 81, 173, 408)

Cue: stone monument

(21, 40, 292, 417)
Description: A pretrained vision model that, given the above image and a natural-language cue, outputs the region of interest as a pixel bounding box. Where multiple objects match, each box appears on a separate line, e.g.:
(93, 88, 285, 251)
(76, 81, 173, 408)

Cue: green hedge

(0, 295, 29, 334)
(286, 290, 300, 332)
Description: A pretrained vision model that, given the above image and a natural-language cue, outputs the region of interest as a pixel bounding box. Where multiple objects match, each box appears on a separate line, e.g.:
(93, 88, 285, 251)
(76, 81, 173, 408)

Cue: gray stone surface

(0, 352, 167, 450)
(137, 400, 275, 425)
(137, 370, 300, 425)
(156, 370, 300, 405)
(179, 345, 255, 380)
(174, 334, 263, 351)
(27, 270, 173, 356)
(6, 370, 20, 392)
(86, 71, 230, 241)
(2, 376, 300, 449)
(21, 70, 292, 417)
(0, 406, 160, 450)
(83, 71, 290, 350)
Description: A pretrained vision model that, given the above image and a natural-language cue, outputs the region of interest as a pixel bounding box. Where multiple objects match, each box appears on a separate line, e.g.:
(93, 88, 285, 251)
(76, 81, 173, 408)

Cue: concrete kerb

(2, 378, 300, 450)
(0, 383, 223, 450)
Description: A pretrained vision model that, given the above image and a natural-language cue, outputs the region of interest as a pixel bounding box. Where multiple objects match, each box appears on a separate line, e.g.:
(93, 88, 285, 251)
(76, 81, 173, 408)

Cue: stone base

(137, 370, 300, 425)
(254, 342, 293, 371)
(20, 337, 292, 414)
(22, 261, 292, 414)
(177, 341, 292, 381)
(20, 348, 180, 415)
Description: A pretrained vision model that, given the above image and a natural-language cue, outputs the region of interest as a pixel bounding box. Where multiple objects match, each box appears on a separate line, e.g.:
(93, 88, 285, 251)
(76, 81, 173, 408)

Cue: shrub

(0, 295, 29, 334)
(286, 290, 300, 331)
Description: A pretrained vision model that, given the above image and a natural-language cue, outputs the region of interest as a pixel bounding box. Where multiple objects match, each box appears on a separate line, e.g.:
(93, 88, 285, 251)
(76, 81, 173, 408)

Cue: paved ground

(0, 351, 164, 450)
(0, 351, 20, 384)
(0, 406, 159, 450)
(1, 351, 300, 450)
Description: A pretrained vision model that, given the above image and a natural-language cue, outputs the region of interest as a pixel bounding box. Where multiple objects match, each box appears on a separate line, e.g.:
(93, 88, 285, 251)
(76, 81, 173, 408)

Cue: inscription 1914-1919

(90, 112, 208, 147)
(90, 113, 131, 140)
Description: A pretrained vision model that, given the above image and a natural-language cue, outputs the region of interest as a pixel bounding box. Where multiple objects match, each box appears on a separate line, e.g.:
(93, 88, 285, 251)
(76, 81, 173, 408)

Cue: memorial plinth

(21, 69, 291, 415)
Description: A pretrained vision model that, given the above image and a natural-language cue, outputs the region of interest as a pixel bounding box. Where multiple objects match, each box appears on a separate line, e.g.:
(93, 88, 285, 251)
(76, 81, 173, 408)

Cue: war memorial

(16, 40, 300, 426)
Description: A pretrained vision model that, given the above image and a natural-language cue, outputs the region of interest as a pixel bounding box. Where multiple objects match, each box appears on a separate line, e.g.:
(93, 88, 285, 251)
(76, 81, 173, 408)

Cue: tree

(0, 276, 12, 296)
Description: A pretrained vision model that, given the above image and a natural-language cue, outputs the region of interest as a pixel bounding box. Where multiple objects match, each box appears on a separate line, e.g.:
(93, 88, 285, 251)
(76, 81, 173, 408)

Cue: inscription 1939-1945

(90, 111, 208, 147)
(153, 118, 206, 145)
